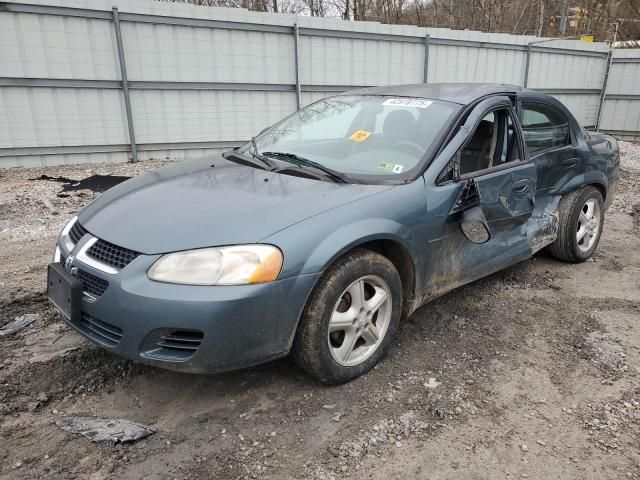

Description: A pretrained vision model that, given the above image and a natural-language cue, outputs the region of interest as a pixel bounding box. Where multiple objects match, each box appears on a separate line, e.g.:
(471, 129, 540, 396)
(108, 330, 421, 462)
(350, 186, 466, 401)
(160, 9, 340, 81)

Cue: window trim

(459, 158, 530, 180)
(528, 143, 574, 160)
(518, 100, 576, 158)
(437, 104, 527, 185)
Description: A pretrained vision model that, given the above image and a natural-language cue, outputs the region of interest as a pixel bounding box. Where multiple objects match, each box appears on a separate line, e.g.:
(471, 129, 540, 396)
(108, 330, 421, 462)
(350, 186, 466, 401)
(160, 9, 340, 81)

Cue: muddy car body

(49, 83, 619, 383)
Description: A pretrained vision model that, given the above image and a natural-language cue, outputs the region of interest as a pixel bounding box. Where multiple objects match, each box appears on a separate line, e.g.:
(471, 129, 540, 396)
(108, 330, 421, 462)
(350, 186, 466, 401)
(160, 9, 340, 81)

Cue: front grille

(86, 239, 140, 271)
(77, 313, 123, 347)
(68, 221, 87, 245)
(143, 330, 204, 361)
(77, 269, 109, 297)
(59, 251, 109, 298)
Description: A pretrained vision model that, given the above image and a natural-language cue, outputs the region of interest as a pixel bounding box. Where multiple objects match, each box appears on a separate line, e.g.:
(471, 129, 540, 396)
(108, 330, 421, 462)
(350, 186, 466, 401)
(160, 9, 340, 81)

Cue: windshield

(237, 95, 458, 180)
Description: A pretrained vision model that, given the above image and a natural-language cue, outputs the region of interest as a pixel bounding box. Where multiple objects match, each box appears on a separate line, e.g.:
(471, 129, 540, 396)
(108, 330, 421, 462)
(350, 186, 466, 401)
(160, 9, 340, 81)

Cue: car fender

(301, 218, 420, 278)
(265, 180, 426, 281)
(267, 215, 421, 281)
(262, 180, 428, 338)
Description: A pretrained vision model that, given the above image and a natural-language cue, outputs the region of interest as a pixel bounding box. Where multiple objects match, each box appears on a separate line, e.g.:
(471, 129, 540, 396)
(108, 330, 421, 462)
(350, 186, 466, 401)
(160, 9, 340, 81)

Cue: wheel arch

(296, 220, 421, 322)
(350, 238, 417, 319)
(589, 182, 607, 201)
(556, 171, 608, 201)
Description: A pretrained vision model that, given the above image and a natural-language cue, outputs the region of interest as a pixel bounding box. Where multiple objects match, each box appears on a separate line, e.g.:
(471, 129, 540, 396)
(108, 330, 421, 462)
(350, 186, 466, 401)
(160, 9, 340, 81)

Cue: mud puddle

(29, 174, 131, 195)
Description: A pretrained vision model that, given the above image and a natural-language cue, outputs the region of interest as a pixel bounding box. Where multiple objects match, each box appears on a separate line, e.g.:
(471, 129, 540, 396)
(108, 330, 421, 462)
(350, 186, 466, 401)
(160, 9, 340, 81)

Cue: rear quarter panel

(581, 131, 620, 209)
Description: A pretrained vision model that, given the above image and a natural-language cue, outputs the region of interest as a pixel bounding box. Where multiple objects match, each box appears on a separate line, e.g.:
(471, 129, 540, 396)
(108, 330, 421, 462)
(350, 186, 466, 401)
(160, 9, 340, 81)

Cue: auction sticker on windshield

(382, 98, 433, 109)
(348, 130, 373, 142)
(378, 162, 404, 173)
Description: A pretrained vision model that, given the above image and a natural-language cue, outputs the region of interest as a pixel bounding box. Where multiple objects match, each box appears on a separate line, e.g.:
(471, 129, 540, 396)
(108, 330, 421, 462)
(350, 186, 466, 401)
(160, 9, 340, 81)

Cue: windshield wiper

(262, 151, 349, 183)
(248, 137, 277, 170)
(224, 150, 274, 171)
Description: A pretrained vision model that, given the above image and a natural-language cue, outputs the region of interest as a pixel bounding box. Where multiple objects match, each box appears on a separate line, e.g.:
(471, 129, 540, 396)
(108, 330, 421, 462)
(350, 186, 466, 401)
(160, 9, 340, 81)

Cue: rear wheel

(292, 249, 402, 384)
(548, 186, 604, 263)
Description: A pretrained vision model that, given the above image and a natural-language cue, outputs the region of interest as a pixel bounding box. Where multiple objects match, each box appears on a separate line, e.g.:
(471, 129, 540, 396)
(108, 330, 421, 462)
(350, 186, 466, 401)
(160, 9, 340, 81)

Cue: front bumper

(55, 253, 320, 373)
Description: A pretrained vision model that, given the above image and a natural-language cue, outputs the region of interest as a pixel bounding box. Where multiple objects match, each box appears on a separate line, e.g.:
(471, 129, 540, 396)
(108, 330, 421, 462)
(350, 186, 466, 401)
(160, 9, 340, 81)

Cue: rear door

(517, 99, 579, 195)
(421, 96, 537, 300)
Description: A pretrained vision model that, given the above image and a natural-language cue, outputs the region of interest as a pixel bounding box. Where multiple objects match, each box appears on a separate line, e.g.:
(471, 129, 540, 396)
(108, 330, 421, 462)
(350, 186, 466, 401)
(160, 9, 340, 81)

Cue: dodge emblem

(65, 254, 74, 272)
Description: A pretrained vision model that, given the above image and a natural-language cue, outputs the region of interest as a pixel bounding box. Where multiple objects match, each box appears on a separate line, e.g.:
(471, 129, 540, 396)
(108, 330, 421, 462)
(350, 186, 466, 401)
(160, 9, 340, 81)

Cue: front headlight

(148, 245, 283, 286)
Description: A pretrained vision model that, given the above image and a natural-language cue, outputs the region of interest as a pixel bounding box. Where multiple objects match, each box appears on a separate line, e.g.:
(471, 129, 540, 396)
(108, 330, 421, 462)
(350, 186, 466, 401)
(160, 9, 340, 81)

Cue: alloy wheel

(576, 198, 601, 253)
(327, 275, 392, 367)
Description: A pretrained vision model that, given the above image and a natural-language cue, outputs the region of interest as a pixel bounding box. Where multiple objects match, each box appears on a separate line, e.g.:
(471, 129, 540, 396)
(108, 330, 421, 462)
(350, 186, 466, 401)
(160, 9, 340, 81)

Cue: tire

(292, 249, 402, 385)
(548, 186, 604, 263)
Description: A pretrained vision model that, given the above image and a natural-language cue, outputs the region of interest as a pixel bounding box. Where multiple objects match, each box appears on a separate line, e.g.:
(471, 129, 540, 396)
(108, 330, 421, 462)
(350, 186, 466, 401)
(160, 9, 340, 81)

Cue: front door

(421, 96, 537, 300)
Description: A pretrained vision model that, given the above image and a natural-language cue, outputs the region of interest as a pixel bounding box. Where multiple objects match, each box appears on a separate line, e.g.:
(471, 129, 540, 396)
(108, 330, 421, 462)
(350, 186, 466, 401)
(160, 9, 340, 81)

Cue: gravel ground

(620, 141, 640, 172)
(1, 142, 639, 479)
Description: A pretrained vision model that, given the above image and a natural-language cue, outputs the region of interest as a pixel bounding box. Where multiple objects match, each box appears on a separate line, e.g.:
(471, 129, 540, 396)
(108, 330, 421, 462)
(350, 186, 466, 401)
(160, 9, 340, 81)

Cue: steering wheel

(392, 141, 424, 158)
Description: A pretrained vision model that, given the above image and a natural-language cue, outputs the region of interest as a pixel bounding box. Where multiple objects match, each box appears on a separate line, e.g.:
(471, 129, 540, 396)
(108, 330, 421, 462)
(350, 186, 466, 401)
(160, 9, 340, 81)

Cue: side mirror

(460, 206, 491, 244)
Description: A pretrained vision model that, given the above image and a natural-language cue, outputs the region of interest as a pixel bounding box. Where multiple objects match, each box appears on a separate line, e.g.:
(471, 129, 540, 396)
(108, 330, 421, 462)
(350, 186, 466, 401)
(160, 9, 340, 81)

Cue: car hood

(78, 155, 393, 254)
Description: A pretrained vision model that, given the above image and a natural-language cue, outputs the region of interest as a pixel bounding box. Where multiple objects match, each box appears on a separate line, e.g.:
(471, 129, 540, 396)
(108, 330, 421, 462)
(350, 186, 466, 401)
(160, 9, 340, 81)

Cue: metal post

(293, 23, 301, 110)
(112, 7, 138, 162)
(524, 36, 583, 89)
(423, 34, 430, 84)
(595, 49, 613, 131)
(523, 42, 532, 88)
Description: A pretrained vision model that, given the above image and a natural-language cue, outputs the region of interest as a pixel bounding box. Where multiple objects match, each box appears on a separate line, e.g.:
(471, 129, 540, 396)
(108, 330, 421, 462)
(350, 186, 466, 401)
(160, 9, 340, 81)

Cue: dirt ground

(1, 143, 640, 480)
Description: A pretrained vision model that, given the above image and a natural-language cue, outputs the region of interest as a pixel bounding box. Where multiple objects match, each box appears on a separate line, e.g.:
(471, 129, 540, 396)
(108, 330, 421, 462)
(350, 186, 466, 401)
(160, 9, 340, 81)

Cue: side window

(521, 103, 571, 155)
(439, 107, 521, 183)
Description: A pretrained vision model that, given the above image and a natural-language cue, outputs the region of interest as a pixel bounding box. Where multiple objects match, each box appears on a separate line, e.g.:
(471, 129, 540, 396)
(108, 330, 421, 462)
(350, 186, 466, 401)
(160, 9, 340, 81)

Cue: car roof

(341, 83, 527, 106)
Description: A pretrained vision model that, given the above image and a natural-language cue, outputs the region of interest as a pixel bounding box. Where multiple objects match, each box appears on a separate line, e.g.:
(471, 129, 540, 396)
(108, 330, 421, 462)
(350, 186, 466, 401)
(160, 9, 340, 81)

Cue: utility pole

(559, 1, 568, 34)
(537, 0, 544, 37)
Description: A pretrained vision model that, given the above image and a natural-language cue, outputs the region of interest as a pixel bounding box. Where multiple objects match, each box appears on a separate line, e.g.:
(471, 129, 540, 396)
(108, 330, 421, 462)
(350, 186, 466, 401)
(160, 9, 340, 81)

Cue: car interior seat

(383, 110, 418, 146)
(460, 120, 494, 174)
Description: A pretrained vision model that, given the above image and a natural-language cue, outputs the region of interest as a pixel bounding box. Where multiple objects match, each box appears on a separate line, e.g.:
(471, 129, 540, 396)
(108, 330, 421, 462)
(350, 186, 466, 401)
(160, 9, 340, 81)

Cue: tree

(161, 0, 640, 41)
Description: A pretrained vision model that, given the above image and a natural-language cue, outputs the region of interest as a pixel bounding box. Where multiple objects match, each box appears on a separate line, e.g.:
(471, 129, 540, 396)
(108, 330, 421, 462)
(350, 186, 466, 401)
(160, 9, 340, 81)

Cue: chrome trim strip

(59, 215, 78, 252)
(76, 237, 119, 275)
(83, 291, 98, 301)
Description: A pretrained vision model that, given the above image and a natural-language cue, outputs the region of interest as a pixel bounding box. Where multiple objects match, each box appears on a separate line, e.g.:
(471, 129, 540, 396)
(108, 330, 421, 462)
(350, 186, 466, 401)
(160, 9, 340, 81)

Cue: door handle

(512, 179, 529, 193)
(562, 158, 578, 168)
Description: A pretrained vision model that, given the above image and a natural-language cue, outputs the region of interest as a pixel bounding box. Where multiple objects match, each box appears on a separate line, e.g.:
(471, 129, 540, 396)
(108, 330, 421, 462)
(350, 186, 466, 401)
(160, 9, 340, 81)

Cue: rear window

(521, 103, 571, 154)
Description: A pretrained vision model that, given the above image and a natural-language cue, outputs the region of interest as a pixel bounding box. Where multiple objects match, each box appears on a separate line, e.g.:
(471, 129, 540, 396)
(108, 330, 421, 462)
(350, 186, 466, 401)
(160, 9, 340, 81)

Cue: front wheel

(292, 249, 402, 384)
(548, 186, 604, 263)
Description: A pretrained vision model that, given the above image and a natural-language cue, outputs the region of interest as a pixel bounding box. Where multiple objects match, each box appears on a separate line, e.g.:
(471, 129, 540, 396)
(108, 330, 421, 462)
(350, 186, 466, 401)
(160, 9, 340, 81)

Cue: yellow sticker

(348, 130, 372, 143)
